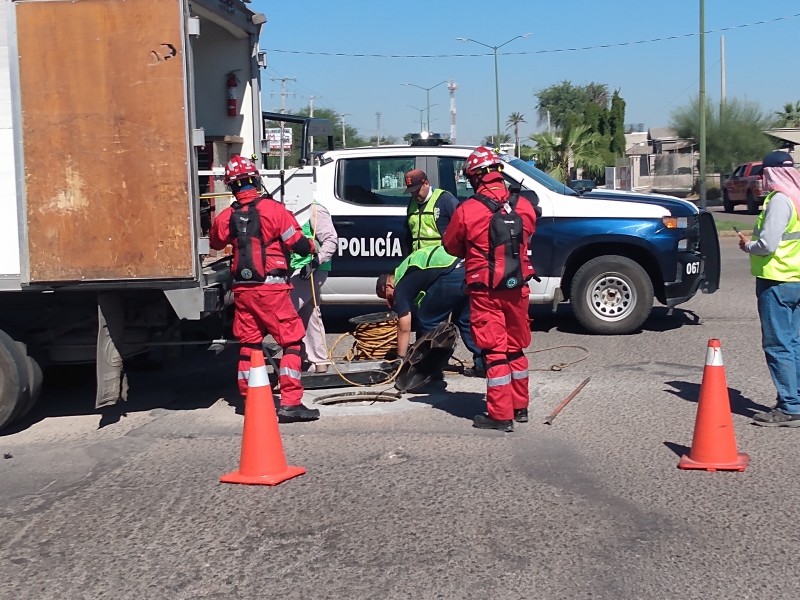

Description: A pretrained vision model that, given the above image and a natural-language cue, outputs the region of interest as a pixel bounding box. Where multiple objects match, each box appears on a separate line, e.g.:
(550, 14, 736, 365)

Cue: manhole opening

(312, 392, 401, 407)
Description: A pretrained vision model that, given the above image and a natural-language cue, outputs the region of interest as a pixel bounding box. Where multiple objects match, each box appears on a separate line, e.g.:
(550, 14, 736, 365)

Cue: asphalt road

(2, 237, 797, 600)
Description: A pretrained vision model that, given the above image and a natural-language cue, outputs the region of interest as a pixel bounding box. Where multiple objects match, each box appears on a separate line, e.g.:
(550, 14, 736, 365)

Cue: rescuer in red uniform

(210, 155, 320, 422)
(442, 146, 537, 432)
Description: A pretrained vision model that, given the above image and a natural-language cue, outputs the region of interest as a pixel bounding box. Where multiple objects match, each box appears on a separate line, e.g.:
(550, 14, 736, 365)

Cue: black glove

(299, 258, 320, 280)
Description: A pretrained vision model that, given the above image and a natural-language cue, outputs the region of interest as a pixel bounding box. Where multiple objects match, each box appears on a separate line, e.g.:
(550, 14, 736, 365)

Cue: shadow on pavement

(406, 381, 486, 421)
(528, 305, 702, 335)
(664, 379, 770, 418)
(663, 441, 691, 458)
(1, 347, 240, 436)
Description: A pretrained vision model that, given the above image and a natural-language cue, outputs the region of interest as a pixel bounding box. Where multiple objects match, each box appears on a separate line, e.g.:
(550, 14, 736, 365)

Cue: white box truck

(0, 0, 268, 429)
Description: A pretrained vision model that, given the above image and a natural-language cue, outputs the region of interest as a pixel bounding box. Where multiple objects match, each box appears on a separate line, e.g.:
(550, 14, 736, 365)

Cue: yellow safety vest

(750, 191, 800, 282)
(407, 188, 446, 252)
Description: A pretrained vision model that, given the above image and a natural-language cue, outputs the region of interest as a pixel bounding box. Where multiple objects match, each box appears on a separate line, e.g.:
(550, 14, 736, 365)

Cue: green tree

(775, 101, 800, 127)
(265, 107, 368, 166)
(482, 133, 512, 147)
(535, 81, 590, 131)
(529, 124, 606, 184)
(535, 81, 610, 132)
(671, 97, 774, 174)
(608, 91, 626, 156)
(506, 112, 526, 157)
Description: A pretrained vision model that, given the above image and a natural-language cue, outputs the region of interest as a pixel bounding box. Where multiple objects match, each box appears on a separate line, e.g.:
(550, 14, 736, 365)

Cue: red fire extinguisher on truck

(226, 71, 240, 117)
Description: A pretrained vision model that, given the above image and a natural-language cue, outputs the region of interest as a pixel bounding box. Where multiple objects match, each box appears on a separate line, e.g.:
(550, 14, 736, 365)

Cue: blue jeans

(417, 268, 483, 370)
(756, 278, 800, 414)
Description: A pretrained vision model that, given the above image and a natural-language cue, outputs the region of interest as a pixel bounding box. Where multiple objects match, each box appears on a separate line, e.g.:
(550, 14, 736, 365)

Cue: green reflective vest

(750, 191, 800, 282)
(407, 188, 447, 252)
(394, 245, 458, 284)
(290, 206, 332, 272)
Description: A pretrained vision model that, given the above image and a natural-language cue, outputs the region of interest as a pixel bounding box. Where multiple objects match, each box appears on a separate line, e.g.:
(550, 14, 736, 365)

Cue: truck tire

(722, 190, 734, 213)
(570, 255, 654, 335)
(0, 330, 29, 430)
(746, 191, 760, 215)
(10, 352, 44, 423)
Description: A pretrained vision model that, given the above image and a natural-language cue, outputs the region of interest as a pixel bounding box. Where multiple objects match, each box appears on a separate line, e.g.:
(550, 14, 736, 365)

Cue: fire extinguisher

(226, 71, 240, 117)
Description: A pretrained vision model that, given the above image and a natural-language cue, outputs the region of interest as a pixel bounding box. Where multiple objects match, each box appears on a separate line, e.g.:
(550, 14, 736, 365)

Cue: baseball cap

(762, 151, 794, 168)
(404, 169, 427, 194)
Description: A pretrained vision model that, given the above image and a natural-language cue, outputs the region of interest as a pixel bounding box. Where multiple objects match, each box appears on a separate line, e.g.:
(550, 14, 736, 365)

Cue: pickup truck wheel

(571, 255, 654, 335)
(746, 191, 760, 215)
(722, 190, 734, 213)
(0, 330, 29, 430)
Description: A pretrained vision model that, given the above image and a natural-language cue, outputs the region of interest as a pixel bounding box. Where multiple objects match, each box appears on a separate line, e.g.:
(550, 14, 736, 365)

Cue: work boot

(752, 409, 800, 427)
(514, 408, 529, 423)
(472, 414, 514, 432)
(463, 366, 486, 378)
(277, 403, 320, 422)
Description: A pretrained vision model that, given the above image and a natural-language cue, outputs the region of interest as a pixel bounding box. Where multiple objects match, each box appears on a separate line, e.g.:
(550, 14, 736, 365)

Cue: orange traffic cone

(220, 349, 306, 485)
(678, 339, 748, 472)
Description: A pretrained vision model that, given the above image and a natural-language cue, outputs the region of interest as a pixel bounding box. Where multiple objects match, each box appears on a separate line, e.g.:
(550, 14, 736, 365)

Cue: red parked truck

(722, 161, 765, 215)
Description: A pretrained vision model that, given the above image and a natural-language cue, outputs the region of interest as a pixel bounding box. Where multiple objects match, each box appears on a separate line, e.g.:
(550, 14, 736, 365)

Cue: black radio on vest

(474, 193, 525, 289)
(229, 199, 267, 283)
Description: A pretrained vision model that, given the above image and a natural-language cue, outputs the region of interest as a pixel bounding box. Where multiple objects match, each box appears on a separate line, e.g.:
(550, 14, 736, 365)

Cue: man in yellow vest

(403, 169, 460, 254)
(738, 150, 800, 427)
(375, 245, 484, 377)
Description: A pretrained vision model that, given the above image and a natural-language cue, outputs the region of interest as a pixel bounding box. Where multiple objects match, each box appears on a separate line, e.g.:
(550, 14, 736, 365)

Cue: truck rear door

(14, 0, 196, 283)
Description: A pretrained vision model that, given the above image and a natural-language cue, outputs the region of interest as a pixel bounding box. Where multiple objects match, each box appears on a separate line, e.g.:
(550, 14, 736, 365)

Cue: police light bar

(408, 132, 451, 147)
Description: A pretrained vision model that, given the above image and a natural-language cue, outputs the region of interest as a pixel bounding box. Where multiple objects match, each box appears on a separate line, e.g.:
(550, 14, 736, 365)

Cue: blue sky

(251, 0, 800, 146)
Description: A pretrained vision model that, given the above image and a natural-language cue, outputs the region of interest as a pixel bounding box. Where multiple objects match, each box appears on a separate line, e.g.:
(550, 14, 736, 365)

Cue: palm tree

(482, 133, 511, 148)
(775, 101, 800, 127)
(506, 112, 526, 157)
(529, 124, 606, 184)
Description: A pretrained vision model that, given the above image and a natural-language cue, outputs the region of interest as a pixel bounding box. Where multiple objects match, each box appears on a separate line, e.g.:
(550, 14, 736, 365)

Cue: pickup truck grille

(687, 214, 701, 253)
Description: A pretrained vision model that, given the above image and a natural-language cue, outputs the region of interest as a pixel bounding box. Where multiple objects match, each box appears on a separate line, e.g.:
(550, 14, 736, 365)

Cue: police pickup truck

(268, 136, 720, 335)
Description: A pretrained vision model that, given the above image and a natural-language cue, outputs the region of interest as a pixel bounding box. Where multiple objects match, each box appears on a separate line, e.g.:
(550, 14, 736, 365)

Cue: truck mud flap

(698, 211, 721, 294)
(96, 294, 129, 408)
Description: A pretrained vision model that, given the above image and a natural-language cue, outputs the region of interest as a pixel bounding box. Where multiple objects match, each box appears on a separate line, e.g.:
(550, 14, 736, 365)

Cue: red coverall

(209, 189, 312, 403)
(442, 174, 537, 421)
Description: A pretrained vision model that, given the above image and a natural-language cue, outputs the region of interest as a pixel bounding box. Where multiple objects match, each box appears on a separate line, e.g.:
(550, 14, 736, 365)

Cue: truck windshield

(502, 156, 577, 196)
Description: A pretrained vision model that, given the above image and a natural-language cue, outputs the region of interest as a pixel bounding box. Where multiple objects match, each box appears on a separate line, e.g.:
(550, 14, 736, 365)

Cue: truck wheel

(746, 191, 760, 215)
(10, 352, 44, 423)
(570, 255, 654, 335)
(0, 331, 29, 430)
(722, 190, 734, 213)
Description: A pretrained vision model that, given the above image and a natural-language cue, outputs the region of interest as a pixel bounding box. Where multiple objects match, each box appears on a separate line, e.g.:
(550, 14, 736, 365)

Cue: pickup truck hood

(582, 189, 699, 216)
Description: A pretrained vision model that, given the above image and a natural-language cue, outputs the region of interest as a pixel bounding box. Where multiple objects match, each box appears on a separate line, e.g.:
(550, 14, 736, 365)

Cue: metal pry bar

(543, 377, 591, 425)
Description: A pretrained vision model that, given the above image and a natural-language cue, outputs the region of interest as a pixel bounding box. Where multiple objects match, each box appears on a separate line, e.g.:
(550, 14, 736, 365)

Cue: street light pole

(457, 34, 531, 145)
(341, 113, 351, 148)
(402, 81, 447, 132)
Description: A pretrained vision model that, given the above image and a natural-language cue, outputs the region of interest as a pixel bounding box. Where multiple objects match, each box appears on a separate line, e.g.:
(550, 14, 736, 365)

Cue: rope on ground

(525, 345, 590, 372)
(327, 313, 401, 388)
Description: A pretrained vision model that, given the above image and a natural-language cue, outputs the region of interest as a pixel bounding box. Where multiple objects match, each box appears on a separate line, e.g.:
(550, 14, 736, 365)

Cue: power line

(265, 13, 800, 59)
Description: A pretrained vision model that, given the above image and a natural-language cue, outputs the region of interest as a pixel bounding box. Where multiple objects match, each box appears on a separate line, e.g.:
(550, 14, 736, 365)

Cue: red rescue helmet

(223, 155, 260, 186)
(463, 146, 503, 177)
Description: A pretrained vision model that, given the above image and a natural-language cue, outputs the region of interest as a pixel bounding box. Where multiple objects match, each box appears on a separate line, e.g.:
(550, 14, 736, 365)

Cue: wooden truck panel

(16, 0, 195, 283)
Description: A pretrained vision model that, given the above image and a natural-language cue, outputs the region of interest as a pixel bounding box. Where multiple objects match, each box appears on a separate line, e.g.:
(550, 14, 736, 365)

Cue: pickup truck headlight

(662, 216, 688, 229)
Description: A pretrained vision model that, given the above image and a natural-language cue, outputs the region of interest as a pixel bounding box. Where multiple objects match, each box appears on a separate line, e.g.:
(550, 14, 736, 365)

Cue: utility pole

(375, 112, 381, 147)
(341, 113, 351, 148)
(308, 95, 318, 160)
(270, 76, 295, 171)
(720, 35, 726, 114)
(699, 0, 707, 210)
(448, 81, 458, 143)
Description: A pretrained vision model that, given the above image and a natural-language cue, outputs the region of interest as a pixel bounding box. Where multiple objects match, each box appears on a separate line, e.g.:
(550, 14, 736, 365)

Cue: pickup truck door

(730, 165, 745, 199)
(329, 155, 421, 280)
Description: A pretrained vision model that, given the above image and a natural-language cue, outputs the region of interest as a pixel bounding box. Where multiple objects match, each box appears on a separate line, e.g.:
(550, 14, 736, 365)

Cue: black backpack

(473, 193, 525, 289)
(229, 198, 267, 283)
